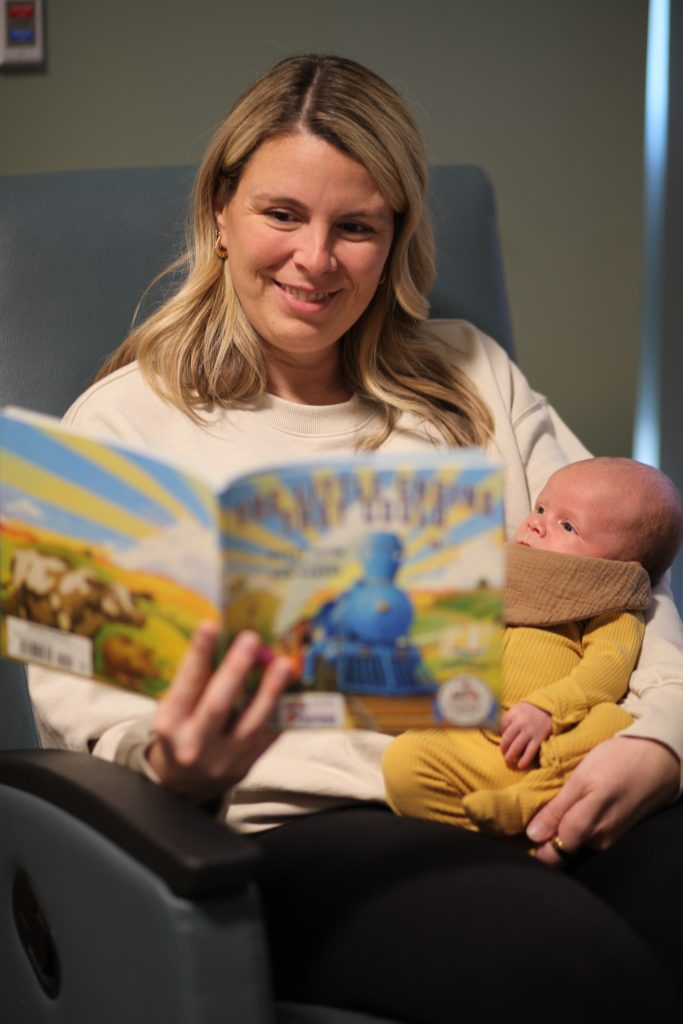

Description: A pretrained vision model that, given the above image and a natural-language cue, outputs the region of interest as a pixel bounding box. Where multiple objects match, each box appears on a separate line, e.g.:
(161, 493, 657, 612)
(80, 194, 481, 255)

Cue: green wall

(0, 0, 648, 459)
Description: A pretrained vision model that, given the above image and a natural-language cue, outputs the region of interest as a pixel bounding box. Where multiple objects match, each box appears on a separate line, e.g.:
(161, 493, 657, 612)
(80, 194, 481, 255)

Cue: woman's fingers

(188, 630, 264, 741)
(527, 736, 680, 865)
(233, 654, 292, 739)
(528, 781, 606, 865)
(155, 620, 220, 735)
(149, 626, 293, 799)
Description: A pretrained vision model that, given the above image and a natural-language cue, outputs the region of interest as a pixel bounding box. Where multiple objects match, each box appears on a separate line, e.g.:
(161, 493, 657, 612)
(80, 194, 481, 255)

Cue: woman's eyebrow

(252, 193, 306, 208)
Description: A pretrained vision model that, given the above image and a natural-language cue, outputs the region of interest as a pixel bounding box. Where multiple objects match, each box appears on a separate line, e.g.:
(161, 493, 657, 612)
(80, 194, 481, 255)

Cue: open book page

(218, 456, 504, 730)
(1, 406, 505, 730)
(0, 406, 220, 695)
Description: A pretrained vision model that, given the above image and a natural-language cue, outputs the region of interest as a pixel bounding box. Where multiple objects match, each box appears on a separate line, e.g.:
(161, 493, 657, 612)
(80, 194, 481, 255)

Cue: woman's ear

(214, 196, 226, 231)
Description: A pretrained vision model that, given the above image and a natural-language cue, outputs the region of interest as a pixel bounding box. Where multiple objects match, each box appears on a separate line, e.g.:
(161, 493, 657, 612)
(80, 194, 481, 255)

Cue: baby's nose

(527, 514, 545, 535)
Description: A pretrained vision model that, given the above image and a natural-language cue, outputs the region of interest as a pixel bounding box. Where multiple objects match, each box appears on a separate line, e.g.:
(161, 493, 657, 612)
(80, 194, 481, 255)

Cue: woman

(30, 55, 683, 1021)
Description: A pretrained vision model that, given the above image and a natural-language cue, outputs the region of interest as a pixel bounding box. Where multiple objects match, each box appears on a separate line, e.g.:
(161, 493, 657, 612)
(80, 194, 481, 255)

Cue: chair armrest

(0, 749, 260, 898)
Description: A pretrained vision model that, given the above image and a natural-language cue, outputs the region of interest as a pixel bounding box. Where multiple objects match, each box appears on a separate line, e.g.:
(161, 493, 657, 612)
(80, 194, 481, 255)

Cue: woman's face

(214, 132, 394, 364)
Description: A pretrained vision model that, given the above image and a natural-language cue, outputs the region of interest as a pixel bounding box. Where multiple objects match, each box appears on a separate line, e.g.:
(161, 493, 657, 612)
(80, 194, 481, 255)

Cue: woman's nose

(294, 226, 337, 275)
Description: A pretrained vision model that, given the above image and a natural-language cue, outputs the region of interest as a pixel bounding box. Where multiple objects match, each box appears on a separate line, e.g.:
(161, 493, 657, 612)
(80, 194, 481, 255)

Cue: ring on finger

(551, 834, 571, 859)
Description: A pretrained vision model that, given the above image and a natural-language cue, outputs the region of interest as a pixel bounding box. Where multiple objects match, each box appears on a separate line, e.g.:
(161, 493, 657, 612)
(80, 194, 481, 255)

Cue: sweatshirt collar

(237, 392, 376, 437)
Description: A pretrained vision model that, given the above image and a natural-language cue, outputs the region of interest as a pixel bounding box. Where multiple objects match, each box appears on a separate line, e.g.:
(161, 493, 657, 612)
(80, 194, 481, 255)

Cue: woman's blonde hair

(98, 54, 493, 448)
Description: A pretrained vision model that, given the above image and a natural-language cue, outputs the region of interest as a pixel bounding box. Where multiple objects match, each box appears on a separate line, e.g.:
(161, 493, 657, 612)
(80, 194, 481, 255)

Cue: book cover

(0, 406, 505, 731)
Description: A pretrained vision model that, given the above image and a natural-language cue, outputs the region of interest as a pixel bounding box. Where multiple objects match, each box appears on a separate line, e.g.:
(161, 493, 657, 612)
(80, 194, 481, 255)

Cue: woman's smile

(274, 279, 340, 308)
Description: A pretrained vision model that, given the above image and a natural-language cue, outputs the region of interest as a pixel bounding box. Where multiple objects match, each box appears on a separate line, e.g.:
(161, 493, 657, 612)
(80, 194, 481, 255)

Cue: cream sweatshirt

(27, 321, 683, 831)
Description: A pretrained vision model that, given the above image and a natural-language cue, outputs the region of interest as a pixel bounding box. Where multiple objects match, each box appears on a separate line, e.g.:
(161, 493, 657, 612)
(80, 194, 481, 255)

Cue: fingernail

(255, 644, 275, 666)
(526, 820, 551, 842)
(235, 629, 261, 651)
(273, 655, 293, 678)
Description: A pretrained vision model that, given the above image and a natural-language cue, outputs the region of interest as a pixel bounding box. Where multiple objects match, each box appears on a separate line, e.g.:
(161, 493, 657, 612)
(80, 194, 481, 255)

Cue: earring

(214, 231, 229, 260)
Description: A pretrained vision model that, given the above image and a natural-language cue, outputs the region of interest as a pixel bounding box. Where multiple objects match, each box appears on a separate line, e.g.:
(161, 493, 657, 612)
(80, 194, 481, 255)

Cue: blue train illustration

(301, 531, 436, 695)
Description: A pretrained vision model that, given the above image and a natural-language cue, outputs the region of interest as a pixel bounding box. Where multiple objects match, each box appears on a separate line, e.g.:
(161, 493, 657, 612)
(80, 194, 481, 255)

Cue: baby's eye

(561, 521, 576, 533)
(535, 504, 545, 515)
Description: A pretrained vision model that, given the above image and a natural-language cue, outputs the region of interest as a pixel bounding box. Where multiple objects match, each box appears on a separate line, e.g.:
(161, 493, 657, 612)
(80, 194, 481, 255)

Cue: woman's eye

(267, 210, 297, 224)
(339, 221, 373, 236)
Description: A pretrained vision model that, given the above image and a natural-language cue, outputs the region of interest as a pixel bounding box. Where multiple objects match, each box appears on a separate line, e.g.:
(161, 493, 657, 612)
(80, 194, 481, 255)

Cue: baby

(383, 457, 683, 837)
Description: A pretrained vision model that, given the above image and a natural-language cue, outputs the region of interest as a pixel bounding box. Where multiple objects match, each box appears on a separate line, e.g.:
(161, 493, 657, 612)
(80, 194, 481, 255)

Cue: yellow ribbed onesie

(383, 548, 651, 836)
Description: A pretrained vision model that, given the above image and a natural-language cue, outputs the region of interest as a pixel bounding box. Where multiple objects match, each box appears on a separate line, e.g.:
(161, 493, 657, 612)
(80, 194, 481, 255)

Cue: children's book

(0, 406, 505, 731)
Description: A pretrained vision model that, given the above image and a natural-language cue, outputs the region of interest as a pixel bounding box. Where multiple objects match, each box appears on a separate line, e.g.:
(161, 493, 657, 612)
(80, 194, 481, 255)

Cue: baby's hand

(500, 702, 553, 769)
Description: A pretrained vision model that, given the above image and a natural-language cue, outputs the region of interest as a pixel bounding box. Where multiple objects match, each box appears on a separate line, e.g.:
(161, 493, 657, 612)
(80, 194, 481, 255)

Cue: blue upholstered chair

(0, 164, 513, 1023)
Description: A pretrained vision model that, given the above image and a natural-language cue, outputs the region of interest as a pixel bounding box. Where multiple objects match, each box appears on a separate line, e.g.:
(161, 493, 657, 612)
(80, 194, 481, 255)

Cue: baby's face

(515, 464, 633, 560)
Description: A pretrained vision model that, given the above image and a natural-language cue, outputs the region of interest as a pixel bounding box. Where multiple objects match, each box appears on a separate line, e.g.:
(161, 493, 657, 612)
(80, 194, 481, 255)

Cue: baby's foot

(463, 786, 530, 836)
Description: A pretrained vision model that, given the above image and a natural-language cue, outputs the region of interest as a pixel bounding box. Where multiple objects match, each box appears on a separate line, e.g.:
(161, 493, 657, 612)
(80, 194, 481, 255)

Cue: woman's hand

(147, 622, 292, 802)
(526, 735, 680, 864)
(500, 701, 553, 768)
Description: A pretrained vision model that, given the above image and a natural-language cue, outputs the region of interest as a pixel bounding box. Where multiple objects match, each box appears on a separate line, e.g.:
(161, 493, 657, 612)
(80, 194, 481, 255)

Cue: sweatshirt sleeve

(521, 612, 645, 732)
(620, 581, 683, 765)
(27, 659, 156, 755)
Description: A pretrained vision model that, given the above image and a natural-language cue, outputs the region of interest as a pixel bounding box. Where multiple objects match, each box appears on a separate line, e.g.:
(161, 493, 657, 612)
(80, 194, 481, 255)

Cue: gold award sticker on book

(435, 674, 498, 727)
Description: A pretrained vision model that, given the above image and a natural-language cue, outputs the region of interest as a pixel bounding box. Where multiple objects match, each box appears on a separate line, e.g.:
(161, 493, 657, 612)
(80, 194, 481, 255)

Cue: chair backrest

(0, 163, 514, 749)
(428, 165, 513, 349)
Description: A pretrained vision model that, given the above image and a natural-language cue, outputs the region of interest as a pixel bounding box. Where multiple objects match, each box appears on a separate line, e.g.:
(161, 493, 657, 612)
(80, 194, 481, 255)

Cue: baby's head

(515, 457, 683, 584)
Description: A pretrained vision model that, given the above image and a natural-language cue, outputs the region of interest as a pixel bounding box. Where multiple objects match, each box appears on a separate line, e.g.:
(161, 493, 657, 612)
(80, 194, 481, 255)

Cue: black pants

(254, 803, 683, 1023)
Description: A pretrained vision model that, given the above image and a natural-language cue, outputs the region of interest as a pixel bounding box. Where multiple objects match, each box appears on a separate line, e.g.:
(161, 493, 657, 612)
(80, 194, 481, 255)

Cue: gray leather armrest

(0, 749, 260, 898)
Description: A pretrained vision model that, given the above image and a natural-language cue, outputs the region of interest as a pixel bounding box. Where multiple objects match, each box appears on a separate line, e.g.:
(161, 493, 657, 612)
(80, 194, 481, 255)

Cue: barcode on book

(6, 617, 93, 676)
